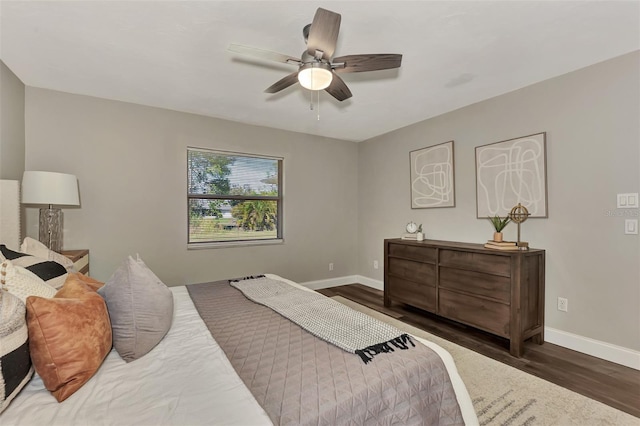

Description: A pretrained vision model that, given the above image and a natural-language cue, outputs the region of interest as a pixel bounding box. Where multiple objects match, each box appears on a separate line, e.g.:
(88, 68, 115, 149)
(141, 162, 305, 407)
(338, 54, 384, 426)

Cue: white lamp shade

(21, 171, 80, 206)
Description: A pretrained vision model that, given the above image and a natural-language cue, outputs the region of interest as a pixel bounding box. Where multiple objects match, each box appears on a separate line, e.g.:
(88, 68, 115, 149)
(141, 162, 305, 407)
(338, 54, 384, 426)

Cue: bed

(1, 181, 477, 425)
(2, 275, 477, 425)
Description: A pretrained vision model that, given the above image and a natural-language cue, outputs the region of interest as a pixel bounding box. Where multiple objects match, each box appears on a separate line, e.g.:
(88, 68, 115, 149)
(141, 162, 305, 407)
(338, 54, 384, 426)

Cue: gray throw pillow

(98, 255, 173, 362)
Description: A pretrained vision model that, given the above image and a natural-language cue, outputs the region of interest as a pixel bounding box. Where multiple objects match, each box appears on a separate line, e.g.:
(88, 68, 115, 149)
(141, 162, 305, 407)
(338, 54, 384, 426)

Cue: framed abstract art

(475, 132, 548, 218)
(410, 141, 455, 209)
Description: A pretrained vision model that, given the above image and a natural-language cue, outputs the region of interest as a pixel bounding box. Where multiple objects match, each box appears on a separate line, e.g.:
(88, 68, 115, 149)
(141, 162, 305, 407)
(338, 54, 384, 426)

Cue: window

(187, 148, 283, 246)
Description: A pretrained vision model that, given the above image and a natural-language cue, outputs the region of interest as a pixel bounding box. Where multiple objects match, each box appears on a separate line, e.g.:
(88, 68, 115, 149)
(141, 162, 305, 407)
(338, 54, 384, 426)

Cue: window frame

(187, 147, 284, 248)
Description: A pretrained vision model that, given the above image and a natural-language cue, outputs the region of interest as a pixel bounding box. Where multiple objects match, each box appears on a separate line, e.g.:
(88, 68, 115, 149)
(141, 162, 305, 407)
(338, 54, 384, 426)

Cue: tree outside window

(187, 148, 282, 244)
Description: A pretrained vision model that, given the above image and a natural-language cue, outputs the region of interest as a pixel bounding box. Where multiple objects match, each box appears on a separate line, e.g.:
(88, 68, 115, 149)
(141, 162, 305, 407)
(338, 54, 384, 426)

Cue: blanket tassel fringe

(230, 275, 266, 283)
(355, 334, 415, 364)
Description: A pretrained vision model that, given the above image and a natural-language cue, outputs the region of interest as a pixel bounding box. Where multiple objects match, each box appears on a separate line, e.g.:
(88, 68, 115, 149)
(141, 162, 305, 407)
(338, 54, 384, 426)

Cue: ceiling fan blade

(228, 44, 301, 65)
(307, 8, 341, 60)
(324, 73, 352, 101)
(264, 72, 300, 94)
(332, 54, 402, 73)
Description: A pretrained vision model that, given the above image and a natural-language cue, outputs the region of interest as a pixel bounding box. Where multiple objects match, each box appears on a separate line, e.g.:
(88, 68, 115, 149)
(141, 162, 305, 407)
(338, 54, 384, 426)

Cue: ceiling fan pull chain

(317, 90, 321, 121)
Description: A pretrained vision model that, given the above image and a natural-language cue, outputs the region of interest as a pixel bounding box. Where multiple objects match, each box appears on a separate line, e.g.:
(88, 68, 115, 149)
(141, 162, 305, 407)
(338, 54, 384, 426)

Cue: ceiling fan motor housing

(303, 23, 311, 43)
(301, 50, 319, 63)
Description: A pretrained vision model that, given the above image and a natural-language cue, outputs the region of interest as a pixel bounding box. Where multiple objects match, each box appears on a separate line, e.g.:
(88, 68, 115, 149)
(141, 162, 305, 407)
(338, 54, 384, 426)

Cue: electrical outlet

(625, 219, 638, 235)
(557, 297, 568, 312)
(328, 262, 334, 271)
(373, 260, 379, 269)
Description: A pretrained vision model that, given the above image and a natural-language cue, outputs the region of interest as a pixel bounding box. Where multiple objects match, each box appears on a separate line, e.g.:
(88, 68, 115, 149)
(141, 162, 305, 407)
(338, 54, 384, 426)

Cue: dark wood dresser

(384, 239, 545, 357)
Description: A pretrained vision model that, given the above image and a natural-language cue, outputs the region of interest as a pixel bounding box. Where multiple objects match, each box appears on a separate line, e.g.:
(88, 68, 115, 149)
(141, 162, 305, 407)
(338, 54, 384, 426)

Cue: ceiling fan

(228, 7, 402, 102)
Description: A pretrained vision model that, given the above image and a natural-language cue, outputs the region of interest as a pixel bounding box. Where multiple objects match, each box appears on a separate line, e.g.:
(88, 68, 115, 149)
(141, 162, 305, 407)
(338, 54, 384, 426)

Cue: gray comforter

(187, 280, 464, 426)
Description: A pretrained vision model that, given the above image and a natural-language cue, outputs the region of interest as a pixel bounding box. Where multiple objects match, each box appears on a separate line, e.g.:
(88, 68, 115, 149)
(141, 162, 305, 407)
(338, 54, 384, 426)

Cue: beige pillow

(20, 237, 74, 270)
(0, 259, 56, 303)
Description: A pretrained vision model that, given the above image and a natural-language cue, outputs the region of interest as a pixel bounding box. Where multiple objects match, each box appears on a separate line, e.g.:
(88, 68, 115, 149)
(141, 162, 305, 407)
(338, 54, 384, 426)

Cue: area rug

(332, 296, 639, 426)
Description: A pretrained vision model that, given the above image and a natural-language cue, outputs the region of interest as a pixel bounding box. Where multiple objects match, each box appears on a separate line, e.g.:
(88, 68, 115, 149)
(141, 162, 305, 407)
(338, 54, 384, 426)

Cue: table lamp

(21, 171, 80, 252)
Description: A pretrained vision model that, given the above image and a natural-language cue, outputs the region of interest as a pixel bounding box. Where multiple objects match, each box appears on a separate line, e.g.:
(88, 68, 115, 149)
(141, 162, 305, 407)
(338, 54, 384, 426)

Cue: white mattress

(2, 286, 273, 426)
(2, 274, 477, 425)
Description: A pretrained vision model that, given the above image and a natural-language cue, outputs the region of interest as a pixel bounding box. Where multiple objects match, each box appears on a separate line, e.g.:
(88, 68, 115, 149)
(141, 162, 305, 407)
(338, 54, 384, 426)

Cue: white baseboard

(300, 275, 361, 290)
(301, 275, 640, 370)
(300, 275, 383, 291)
(354, 275, 384, 290)
(544, 327, 640, 370)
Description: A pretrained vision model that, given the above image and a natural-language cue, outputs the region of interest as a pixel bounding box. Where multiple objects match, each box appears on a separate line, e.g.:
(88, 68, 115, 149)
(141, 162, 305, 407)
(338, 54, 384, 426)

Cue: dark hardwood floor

(318, 284, 640, 418)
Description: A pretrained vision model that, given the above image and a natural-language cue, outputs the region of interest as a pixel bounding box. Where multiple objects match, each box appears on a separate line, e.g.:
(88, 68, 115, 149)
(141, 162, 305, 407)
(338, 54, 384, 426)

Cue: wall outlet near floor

(328, 262, 334, 271)
(557, 297, 568, 312)
(373, 260, 379, 269)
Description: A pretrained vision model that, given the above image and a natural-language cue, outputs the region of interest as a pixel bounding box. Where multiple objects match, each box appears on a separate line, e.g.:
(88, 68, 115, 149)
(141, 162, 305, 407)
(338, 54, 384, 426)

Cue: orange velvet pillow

(25, 276, 112, 402)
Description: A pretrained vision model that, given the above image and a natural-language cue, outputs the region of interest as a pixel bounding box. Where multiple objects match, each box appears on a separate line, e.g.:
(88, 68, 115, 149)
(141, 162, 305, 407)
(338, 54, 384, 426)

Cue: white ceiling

(1, 1, 638, 142)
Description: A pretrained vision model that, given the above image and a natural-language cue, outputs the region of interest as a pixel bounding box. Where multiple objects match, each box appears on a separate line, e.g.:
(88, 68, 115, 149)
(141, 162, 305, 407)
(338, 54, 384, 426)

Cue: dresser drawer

(388, 243, 436, 263)
(439, 266, 510, 303)
(439, 249, 511, 277)
(438, 289, 510, 337)
(388, 257, 435, 284)
(386, 276, 436, 312)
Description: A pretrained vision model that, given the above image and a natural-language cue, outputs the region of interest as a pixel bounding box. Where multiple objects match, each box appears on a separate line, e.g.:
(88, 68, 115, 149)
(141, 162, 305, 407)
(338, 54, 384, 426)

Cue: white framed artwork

(475, 132, 548, 218)
(410, 140, 455, 209)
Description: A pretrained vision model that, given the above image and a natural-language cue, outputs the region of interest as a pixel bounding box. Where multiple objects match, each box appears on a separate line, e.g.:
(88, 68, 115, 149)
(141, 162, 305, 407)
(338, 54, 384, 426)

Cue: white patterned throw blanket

(230, 275, 415, 363)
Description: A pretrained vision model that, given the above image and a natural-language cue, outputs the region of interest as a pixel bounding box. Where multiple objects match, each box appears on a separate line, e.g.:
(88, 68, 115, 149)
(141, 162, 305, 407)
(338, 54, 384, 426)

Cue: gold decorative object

(509, 203, 530, 248)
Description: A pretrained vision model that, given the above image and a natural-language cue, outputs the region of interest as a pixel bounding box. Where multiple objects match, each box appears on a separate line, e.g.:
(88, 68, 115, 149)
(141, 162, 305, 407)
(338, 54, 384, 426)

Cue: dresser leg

(510, 339, 524, 357)
(531, 328, 545, 345)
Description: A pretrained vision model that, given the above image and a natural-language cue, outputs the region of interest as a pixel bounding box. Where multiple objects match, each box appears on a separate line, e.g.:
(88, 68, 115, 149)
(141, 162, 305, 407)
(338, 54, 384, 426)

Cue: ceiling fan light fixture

(298, 62, 333, 91)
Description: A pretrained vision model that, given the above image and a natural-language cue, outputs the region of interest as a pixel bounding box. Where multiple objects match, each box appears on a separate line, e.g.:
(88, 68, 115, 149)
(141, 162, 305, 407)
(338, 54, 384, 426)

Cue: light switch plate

(618, 193, 639, 208)
(625, 219, 638, 235)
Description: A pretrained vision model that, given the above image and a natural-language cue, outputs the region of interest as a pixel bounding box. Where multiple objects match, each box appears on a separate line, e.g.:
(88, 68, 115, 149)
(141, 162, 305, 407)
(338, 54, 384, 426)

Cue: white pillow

(20, 237, 74, 270)
(0, 259, 57, 303)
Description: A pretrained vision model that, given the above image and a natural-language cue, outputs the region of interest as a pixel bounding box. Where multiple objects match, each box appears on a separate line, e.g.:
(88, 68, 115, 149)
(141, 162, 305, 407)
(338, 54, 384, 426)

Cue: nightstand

(61, 249, 90, 275)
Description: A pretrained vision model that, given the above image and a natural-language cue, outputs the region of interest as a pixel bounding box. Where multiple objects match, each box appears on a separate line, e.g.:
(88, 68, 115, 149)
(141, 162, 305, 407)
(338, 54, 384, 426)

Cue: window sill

(187, 239, 284, 250)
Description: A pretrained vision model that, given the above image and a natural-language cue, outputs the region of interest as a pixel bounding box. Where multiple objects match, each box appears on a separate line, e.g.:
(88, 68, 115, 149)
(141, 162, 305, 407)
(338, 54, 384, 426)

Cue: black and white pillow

(0, 290, 34, 413)
(0, 245, 68, 289)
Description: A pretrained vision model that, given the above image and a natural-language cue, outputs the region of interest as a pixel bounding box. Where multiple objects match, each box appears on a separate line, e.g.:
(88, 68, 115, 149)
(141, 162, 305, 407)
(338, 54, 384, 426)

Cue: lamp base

(38, 207, 63, 252)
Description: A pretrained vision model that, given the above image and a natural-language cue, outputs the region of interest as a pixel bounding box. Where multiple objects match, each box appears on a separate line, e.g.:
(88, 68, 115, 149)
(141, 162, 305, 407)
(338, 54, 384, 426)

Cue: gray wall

(0, 60, 25, 180)
(357, 51, 640, 351)
(20, 52, 640, 354)
(24, 88, 359, 286)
